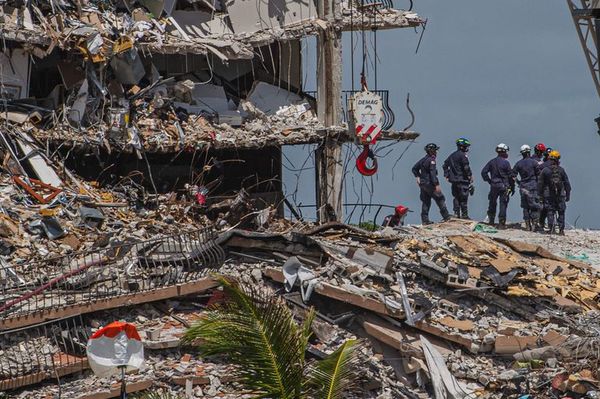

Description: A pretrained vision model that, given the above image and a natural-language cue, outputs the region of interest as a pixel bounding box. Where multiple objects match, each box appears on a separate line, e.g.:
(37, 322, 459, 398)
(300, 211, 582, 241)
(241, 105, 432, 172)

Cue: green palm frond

(304, 339, 362, 399)
(182, 276, 307, 399)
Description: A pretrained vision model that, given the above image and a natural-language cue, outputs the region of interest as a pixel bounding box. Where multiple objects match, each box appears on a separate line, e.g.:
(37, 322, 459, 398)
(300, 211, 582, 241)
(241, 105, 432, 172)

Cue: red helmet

(534, 143, 546, 153)
(395, 205, 409, 216)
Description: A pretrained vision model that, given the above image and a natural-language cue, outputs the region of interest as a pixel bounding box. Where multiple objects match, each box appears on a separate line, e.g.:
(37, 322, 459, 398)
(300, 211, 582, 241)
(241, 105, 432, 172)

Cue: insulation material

(170, 11, 233, 38)
(0, 50, 30, 100)
(243, 81, 306, 116)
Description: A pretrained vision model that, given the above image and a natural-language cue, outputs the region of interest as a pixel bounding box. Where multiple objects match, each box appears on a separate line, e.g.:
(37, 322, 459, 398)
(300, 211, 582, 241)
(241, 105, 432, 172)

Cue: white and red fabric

(86, 321, 144, 377)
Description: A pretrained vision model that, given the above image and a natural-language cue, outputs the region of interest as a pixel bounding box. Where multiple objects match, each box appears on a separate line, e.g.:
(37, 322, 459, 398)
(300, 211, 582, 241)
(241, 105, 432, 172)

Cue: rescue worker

(411, 143, 451, 224)
(382, 205, 409, 227)
(481, 143, 515, 228)
(512, 145, 541, 231)
(538, 150, 571, 235)
(543, 147, 553, 163)
(443, 137, 473, 219)
(538, 146, 554, 229)
(533, 143, 546, 164)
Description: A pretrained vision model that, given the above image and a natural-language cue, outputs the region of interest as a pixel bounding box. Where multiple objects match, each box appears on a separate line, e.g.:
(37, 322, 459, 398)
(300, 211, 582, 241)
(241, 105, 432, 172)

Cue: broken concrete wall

(0, 49, 30, 100)
(224, 0, 317, 35)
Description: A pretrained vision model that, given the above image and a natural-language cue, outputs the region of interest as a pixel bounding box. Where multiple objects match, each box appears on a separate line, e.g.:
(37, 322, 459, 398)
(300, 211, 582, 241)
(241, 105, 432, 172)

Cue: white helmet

(520, 144, 531, 153)
(496, 143, 509, 153)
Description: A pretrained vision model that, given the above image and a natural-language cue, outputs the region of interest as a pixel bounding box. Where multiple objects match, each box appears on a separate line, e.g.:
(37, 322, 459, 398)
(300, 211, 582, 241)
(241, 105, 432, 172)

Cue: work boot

(487, 213, 495, 225)
(498, 218, 506, 229)
(558, 229, 565, 236)
(441, 208, 451, 222)
(460, 207, 470, 220)
(525, 220, 532, 231)
(534, 221, 544, 232)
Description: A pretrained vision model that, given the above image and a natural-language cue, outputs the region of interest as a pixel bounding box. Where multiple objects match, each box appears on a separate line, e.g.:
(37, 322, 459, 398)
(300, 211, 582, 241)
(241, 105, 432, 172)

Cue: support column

(315, 0, 343, 223)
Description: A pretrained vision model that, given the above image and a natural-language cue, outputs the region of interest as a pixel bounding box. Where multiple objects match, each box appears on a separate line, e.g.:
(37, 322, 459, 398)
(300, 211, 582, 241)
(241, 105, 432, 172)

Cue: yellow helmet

(548, 150, 561, 160)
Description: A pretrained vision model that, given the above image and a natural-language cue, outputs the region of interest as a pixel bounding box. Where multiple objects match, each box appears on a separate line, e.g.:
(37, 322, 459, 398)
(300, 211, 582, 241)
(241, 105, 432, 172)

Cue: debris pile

(1, 177, 600, 398)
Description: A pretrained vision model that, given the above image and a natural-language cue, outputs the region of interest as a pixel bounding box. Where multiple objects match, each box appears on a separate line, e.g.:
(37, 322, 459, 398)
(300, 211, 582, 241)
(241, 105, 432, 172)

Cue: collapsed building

(0, 0, 420, 220)
(2, 1, 600, 399)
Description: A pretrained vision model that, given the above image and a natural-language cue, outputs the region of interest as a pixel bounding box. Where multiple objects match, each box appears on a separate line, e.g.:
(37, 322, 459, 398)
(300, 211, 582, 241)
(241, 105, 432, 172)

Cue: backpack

(549, 166, 564, 196)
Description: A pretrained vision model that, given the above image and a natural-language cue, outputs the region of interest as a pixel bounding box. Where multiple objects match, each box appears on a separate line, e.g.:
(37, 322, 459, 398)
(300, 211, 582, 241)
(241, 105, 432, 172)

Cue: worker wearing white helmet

(512, 144, 542, 231)
(480, 143, 515, 228)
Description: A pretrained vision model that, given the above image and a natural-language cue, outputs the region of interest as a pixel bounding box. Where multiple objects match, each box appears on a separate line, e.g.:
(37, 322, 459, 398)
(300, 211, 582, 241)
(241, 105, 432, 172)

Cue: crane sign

(353, 90, 384, 145)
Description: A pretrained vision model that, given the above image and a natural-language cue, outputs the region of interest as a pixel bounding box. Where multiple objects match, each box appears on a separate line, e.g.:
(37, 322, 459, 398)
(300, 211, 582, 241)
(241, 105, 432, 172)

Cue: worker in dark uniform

(533, 143, 546, 164)
(443, 137, 473, 219)
(538, 150, 571, 235)
(537, 146, 554, 230)
(481, 143, 515, 228)
(412, 143, 451, 225)
(512, 145, 541, 231)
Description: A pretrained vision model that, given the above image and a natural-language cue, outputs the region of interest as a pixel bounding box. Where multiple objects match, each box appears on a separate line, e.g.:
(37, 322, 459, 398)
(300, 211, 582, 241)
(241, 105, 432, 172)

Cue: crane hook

(356, 145, 378, 176)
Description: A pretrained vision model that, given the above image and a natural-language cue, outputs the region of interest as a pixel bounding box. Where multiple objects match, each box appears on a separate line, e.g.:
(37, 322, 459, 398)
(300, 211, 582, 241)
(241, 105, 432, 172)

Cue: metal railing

(0, 228, 225, 320)
(305, 90, 396, 131)
(291, 202, 401, 228)
(0, 316, 89, 391)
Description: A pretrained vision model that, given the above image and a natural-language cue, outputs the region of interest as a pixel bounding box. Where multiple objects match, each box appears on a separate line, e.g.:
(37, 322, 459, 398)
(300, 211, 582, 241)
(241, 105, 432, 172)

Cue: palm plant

(182, 276, 362, 399)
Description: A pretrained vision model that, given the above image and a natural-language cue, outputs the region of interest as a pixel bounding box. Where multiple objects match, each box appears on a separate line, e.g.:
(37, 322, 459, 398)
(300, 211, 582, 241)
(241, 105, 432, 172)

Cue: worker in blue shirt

(537, 146, 554, 230)
(481, 143, 515, 229)
(512, 145, 541, 231)
(412, 143, 451, 225)
(538, 150, 571, 235)
(443, 137, 474, 219)
(532, 143, 546, 164)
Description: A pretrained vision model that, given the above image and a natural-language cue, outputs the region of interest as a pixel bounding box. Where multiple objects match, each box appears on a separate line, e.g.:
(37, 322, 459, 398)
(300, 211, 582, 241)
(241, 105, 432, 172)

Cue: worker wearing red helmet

(533, 143, 546, 164)
(382, 205, 409, 228)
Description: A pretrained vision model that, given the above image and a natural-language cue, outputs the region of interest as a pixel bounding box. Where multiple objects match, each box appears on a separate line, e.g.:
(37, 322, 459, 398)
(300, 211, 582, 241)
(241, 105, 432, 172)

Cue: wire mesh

(0, 228, 224, 321)
(0, 315, 89, 391)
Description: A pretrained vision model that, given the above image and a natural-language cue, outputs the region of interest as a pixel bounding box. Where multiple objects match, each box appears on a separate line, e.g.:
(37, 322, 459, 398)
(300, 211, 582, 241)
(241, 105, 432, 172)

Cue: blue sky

(284, 0, 600, 228)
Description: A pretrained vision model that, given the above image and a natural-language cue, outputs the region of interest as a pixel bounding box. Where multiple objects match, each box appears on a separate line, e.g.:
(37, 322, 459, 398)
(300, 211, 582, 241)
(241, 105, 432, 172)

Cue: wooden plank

(263, 267, 404, 318)
(77, 380, 153, 399)
(494, 335, 538, 354)
(0, 278, 219, 330)
(494, 237, 592, 271)
(363, 320, 423, 359)
(414, 321, 475, 352)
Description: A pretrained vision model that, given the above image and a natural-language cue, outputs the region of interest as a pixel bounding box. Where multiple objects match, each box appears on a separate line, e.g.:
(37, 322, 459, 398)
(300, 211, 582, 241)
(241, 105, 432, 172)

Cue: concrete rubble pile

(0, 131, 598, 397)
(0, 165, 598, 398)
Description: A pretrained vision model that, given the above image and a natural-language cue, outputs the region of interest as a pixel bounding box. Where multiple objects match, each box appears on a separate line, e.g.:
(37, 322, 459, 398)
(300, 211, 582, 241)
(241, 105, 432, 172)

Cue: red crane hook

(356, 145, 378, 176)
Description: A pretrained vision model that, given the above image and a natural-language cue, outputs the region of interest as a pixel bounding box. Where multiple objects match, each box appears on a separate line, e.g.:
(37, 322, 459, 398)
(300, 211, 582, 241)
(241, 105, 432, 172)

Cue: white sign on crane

(352, 90, 384, 144)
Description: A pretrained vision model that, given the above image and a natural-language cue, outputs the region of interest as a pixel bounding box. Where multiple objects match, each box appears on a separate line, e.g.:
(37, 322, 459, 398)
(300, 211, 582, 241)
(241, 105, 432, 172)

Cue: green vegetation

(182, 276, 362, 399)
